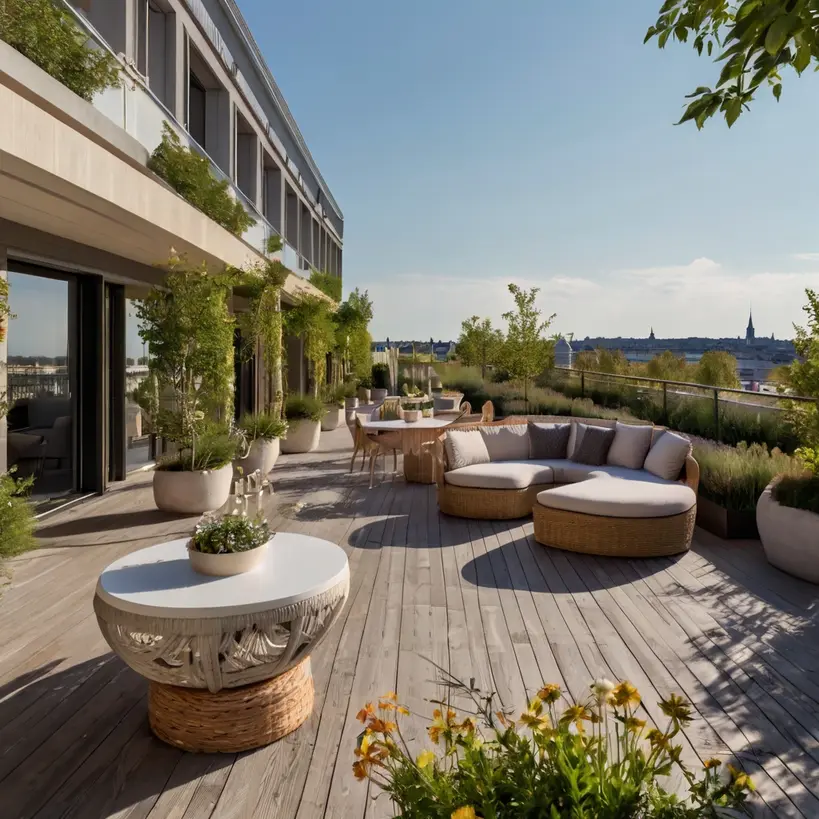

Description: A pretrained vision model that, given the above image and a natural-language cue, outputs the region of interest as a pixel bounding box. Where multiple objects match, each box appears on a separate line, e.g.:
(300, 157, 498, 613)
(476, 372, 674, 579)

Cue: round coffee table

(94, 532, 349, 753)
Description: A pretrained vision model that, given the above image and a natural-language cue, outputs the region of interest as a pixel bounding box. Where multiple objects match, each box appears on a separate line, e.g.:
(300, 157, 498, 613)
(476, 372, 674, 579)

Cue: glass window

(125, 296, 153, 471)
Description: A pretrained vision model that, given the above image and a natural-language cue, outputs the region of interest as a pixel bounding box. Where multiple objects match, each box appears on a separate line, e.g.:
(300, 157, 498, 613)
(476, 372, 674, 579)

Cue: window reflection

(126, 296, 152, 471)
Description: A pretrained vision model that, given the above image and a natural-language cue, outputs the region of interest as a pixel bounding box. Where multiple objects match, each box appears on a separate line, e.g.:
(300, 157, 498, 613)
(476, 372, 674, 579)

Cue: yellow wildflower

(451, 808, 477, 819)
(537, 683, 562, 704)
(646, 728, 672, 750)
(519, 711, 550, 732)
(352, 760, 368, 781)
(560, 704, 593, 731)
(397, 705, 410, 716)
(356, 702, 375, 723)
(382, 691, 398, 701)
(703, 758, 722, 770)
(728, 764, 755, 791)
(611, 681, 641, 708)
(417, 749, 435, 769)
(624, 716, 646, 733)
(659, 693, 693, 725)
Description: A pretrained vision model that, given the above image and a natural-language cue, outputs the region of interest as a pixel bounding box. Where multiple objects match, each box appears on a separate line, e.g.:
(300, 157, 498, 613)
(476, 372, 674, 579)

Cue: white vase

(357, 387, 371, 403)
(235, 438, 280, 477)
(188, 541, 268, 577)
(281, 418, 321, 453)
(403, 409, 422, 423)
(757, 483, 819, 584)
(371, 388, 388, 402)
(153, 463, 233, 514)
(345, 397, 359, 410)
(321, 406, 344, 431)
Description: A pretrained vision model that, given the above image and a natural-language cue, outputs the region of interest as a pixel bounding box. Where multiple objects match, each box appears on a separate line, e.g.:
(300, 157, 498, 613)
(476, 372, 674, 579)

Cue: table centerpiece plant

(352, 673, 756, 818)
(188, 513, 271, 576)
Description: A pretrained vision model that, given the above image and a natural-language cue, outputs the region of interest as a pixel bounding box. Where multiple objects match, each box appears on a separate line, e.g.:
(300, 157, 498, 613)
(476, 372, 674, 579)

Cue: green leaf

(674, 24, 688, 42)
(707, 40, 713, 56)
(765, 14, 796, 55)
(773, 82, 782, 101)
(794, 44, 812, 73)
(684, 86, 711, 98)
(725, 97, 742, 127)
(658, 28, 671, 48)
(643, 25, 657, 44)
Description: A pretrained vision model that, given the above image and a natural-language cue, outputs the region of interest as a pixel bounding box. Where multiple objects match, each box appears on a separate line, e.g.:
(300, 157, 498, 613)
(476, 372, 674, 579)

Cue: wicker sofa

(433, 417, 699, 557)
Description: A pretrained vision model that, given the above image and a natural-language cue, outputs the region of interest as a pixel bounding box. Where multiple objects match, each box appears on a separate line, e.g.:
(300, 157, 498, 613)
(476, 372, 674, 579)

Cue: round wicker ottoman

(533, 482, 697, 558)
(94, 533, 349, 752)
(149, 658, 315, 753)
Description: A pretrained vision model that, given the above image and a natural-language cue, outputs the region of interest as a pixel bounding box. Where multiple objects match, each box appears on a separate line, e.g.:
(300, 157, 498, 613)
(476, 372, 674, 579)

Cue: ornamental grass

(353, 675, 754, 818)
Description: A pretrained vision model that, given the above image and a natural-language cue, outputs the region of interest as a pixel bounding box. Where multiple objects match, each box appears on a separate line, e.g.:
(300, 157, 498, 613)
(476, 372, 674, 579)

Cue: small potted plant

(188, 514, 272, 576)
(421, 399, 434, 418)
(401, 401, 422, 423)
(321, 385, 346, 431)
(357, 376, 373, 403)
(236, 412, 288, 477)
(281, 394, 325, 453)
(371, 363, 390, 402)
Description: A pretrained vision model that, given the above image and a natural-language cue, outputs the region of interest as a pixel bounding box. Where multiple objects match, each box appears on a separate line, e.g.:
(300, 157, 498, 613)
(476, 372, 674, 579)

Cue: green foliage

(354, 674, 755, 818)
(0, 471, 37, 562)
(309, 269, 342, 301)
(189, 514, 270, 554)
(694, 442, 804, 512)
(784, 289, 819, 470)
(148, 124, 255, 236)
(371, 363, 391, 390)
(499, 284, 556, 402)
(238, 412, 288, 441)
(284, 393, 325, 422)
(647, 350, 691, 382)
(645, 0, 819, 128)
(134, 255, 235, 458)
(695, 351, 741, 388)
(285, 295, 337, 396)
(456, 316, 504, 380)
(336, 288, 374, 382)
(321, 383, 347, 407)
(0, 0, 120, 101)
(401, 383, 423, 397)
(155, 422, 238, 471)
(774, 474, 819, 514)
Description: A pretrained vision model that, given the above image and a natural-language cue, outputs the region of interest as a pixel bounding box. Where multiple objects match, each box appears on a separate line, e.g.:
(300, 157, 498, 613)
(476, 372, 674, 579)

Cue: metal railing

(548, 366, 814, 442)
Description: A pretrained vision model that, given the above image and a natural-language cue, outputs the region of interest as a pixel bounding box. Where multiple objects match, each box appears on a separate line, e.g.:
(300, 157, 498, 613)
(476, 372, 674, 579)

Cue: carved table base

(149, 658, 314, 752)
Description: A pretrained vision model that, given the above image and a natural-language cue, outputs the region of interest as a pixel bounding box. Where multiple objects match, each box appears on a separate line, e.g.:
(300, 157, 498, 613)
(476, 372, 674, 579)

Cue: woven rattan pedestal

(149, 658, 315, 752)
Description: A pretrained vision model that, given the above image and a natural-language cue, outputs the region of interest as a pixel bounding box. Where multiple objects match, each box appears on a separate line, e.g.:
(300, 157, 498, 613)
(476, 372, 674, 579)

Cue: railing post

(580, 370, 585, 399)
(662, 381, 668, 424)
(713, 388, 720, 441)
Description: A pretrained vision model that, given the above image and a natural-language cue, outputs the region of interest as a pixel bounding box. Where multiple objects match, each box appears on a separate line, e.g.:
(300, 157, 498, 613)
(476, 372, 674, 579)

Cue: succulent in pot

(281, 394, 325, 453)
(236, 412, 288, 477)
(188, 514, 271, 576)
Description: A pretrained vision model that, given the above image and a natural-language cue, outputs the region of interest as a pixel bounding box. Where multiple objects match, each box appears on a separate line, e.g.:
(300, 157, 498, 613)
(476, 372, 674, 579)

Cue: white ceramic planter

(757, 483, 819, 584)
(235, 438, 280, 477)
(403, 409, 422, 423)
(357, 387, 371, 403)
(281, 418, 321, 453)
(153, 464, 233, 515)
(371, 388, 388, 402)
(188, 541, 268, 577)
(322, 406, 344, 431)
(345, 396, 359, 410)
(434, 394, 462, 412)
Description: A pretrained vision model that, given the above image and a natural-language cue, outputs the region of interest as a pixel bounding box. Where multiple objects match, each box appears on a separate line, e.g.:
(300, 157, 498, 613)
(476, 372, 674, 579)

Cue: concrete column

(0, 246, 7, 474)
(206, 92, 233, 176)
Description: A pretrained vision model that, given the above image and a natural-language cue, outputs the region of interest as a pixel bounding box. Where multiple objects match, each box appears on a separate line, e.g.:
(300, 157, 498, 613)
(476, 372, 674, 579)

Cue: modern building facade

(0, 0, 343, 507)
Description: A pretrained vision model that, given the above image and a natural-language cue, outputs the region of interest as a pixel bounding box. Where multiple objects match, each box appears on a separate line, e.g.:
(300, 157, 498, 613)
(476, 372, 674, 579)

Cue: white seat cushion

(587, 465, 678, 485)
(531, 459, 608, 484)
(480, 425, 529, 461)
(536, 480, 696, 519)
(445, 461, 556, 490)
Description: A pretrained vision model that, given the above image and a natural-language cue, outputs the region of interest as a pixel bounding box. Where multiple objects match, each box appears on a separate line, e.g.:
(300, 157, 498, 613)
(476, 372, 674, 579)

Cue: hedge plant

(0, 0, 120, 101)
(148, 124, 256, 236)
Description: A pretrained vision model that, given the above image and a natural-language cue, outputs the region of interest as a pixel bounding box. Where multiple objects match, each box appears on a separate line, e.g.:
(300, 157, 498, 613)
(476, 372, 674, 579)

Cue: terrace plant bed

(695, 495, 758, 540)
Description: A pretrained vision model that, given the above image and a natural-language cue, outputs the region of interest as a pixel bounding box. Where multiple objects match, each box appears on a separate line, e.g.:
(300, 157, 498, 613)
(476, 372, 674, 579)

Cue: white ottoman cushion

(588, 465, 678, 485)
(536, 480, 696, 518)
(445, 461, 556, 490)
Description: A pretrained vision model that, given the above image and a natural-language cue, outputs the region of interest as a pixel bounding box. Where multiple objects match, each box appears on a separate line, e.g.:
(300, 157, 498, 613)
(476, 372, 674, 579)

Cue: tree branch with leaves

(456, 316, 504, 380)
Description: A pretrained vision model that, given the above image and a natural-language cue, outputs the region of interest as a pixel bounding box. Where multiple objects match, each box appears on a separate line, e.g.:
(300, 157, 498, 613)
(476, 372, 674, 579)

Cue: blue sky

(237, 0, 819, 341)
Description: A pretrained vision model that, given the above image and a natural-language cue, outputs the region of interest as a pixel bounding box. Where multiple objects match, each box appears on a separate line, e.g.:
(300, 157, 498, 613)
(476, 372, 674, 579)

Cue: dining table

(361, 417, 454, 484)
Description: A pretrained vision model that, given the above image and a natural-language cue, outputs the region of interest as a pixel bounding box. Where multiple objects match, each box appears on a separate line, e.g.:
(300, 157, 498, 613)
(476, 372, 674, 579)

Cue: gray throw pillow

(571, 423, 616, 466)
(528, 422, 571, 460)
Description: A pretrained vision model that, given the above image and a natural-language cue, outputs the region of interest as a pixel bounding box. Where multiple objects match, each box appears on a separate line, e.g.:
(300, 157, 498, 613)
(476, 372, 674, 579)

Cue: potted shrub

(342, 379, 359, 411)
(153, 423, 238, 514)
(281, 394, 324, 453)
(236, 412, 288, 477)
(694, 443, 803, 539)
(188, 514, 271, 576)
(353, 675, 756, 816)
(357, 375, 373, 403)
(134, 256, 236, 514)
(321, 385, 346, 431)
(757, 288, 819, 583)
(401, 401, 422, 423)
(371, 363, 390, 402)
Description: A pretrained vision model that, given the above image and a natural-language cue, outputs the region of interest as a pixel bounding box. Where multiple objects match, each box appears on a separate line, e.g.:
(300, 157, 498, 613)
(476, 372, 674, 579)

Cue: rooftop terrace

(1, 427, 818, 818)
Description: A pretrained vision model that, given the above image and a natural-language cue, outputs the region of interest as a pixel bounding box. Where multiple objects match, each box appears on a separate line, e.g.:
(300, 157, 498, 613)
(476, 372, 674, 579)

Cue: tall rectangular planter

(696, 496, 759, 540)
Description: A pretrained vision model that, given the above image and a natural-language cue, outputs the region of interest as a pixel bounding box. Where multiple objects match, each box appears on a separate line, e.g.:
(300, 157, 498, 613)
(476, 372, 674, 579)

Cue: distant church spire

(649, 326, 655, 341)
(745, 307, 755, 345)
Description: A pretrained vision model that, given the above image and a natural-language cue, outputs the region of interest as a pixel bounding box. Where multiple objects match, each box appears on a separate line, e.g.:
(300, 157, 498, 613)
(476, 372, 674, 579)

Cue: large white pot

(757, 483, 819, 584)
(235, 438, 280, 477)
(153, 463, 233, 514)
(434, 394, 462, 412)
(371, 388, 388, 402)
(321, 406, 344, 431)
(280, 418, 321, 453)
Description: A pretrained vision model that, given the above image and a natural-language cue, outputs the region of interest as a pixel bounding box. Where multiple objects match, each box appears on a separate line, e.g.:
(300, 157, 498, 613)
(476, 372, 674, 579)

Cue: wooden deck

(1, 426, 818, 818)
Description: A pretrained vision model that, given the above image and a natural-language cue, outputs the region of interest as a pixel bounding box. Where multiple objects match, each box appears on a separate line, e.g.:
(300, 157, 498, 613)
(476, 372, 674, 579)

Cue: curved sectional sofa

(433, 417, 699, 558)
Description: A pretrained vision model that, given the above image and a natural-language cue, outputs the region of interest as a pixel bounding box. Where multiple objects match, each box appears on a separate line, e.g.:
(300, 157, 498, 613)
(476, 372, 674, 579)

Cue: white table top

(362, 418, 453, 430)
(95, 532, 349, 619)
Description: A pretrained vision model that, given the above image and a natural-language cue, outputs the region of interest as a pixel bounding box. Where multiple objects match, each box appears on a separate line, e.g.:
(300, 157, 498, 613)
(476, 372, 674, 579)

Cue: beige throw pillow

(480, 424, 530, 461)
(607, 422, 654, 470)
(643, 430, 691, 481)
(445, 430, 491, 470)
